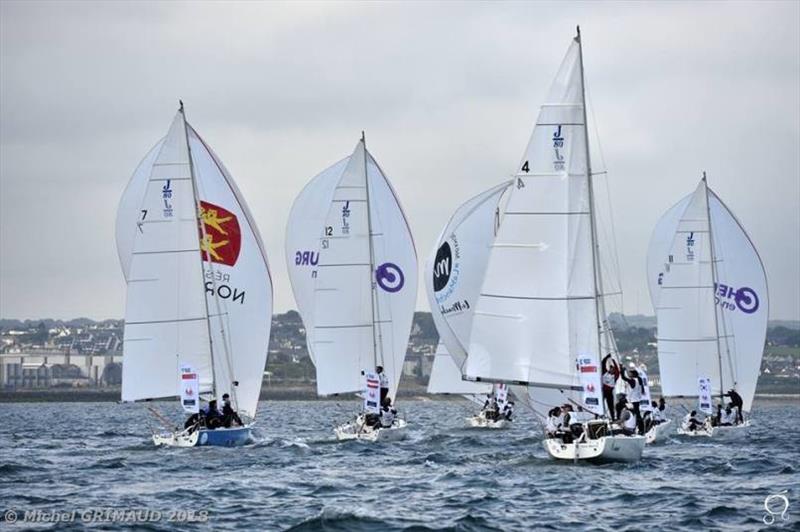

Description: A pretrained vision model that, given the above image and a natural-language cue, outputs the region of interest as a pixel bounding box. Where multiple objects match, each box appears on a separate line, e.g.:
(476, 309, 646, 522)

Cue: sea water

(1, 400, 798, 530)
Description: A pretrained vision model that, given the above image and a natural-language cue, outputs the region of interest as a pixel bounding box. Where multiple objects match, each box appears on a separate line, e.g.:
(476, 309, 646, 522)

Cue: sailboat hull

(465, 415, 511, 429)
(645, 419, 673, 444)
(677, 419, 750, 439)
(334, 416, 408, 442)
(152, 425, 254, 448)
(544, 435, 645, 463)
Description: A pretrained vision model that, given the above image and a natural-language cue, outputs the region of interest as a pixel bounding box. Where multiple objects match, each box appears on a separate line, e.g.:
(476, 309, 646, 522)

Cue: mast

(702, 171, 726, 402)
(576, 27, 607, 385)
(180, 100, 218, 399)
(362, 131, 384, 372)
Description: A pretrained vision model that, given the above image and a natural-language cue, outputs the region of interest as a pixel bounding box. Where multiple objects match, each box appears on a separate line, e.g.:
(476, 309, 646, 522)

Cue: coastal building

(0, 349, 122, 389)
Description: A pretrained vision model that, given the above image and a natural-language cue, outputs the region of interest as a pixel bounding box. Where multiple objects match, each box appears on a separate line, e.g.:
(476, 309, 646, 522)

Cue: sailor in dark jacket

(221, 393, 243, 428)
(724, 389, 744, 424)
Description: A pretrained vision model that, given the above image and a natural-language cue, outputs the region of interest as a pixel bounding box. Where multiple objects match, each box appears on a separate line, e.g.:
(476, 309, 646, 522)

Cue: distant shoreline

(1, 388, 797, 403)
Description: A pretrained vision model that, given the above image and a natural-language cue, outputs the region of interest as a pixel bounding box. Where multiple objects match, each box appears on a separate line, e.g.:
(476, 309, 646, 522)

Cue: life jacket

(379, 372, 389, 389)
(623, 411, 637, 430)
(627, 379, 643, 402)
(380, 408, 395, 427)
(601, 372, 616, 388)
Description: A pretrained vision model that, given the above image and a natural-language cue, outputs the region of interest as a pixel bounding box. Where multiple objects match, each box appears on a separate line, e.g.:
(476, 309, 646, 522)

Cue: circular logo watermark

(763, 490, 790, 525)
(734, 287, 760, 314)
(376, 263, 404, 293)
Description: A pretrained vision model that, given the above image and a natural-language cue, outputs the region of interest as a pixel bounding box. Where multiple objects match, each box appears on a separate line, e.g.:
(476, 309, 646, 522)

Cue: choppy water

(1, 399, 798, 530)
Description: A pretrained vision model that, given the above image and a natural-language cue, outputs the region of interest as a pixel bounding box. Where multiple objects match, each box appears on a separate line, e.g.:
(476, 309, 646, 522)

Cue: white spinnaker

(188, 126, 273, 418)
(427, 342, 492, 395)
(284, 158, 349, 364)
(425, 181, 512, 368)
(708, 189, 768, 412)
(465, 38, 594, 393)
(119, 113, 214, 402)
(647, 180, 767, 412)
(287, 140, 416, 397)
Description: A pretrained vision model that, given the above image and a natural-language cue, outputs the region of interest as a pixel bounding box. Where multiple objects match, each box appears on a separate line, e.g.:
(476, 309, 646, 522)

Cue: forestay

(464, 37, 597, 394)
(116, 110, 273, 419)
(285, 139, 417, 398)
(425, 181, 512, 368)
(647, 178, 768, 412)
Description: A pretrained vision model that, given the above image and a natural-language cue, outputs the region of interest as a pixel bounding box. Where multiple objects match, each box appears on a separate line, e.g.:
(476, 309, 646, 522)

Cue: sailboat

(647, 174, 768, 439)
(424, 179, 518, 429)
(285, 134, 417, 442)
(426, 342, 512, 429)
(455, 28, 644, 462)
(116, 104, 273, 447)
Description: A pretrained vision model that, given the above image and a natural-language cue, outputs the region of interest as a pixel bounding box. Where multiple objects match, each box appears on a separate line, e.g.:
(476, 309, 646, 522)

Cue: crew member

(376, 366, 389, 405)
(619, 404, 637, 436)
(683, 410, 703, 432)
(724, 389, 744, 424)
(379, 399, 397, 428)
(221, 393, 243, 428)
(601, 354, 620, 420)
(621, 367, 645, 434)
(203, 399, 222, 430)
(503, 401, 515, 421)
(720, 405, 735, 426)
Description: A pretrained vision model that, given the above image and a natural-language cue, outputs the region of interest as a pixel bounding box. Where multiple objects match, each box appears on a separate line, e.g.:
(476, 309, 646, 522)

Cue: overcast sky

(1, 1, 798, 321)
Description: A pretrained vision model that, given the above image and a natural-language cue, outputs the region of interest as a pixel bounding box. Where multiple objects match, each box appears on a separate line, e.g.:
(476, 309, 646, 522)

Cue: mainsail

(464, 33, 603, 408)
(285, 138, 417, 398)
(116, 107, 273, 418)
(647, 177, 768, 412)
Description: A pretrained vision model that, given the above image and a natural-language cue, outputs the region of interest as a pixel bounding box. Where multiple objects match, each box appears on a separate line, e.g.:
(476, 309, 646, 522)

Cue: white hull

(677, 419, 751, 439)
(465, 415, 511, 429)
(544, 434, 645, 463)
(334, 416, 408, 442)
(645, 419, 673, 445)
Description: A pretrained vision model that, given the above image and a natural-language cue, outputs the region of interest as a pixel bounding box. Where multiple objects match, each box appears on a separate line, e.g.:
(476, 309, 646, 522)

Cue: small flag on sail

(495, 383, 509, 408)
(638, 366, 653, 412)
(180, 365, 200, 414)
(577, 353, 603, 415)
(698, 377, 713, 414)
(363, 372, 380, 414)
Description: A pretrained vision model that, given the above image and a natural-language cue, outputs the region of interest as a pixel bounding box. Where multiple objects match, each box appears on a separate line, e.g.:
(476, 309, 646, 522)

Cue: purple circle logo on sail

(734, 287, 759, 314)
(376, 263, 404, 293)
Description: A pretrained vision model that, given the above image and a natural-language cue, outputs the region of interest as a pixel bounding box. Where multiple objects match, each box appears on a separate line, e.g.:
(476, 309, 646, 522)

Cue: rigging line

(181, 103, 218, 400)
(361, 135, 384, 375)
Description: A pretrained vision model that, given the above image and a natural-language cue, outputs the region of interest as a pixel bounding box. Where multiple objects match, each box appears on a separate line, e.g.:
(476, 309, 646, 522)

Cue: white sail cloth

(647, 179, 767, 412)
(285, 140, 417, 397)
(427, 342, 492, 395)
(464, 38, 595, 394)
(425, 181, 512, 368)
(116, 111, 273, 418)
